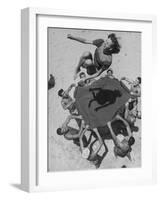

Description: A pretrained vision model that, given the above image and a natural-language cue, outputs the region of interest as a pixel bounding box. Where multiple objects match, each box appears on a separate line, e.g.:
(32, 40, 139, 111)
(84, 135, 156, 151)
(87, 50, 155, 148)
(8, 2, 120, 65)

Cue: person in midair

(67, 33, 121, 80)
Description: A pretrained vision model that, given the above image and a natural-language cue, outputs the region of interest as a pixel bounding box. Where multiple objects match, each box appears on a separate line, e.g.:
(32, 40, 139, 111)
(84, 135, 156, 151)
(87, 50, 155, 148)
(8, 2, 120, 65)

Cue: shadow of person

(88, 88, 122, 111)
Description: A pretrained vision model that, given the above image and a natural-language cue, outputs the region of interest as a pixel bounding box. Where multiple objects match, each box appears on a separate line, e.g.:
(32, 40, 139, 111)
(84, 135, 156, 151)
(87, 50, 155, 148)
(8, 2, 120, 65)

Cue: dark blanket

(74, 77, 131, 129)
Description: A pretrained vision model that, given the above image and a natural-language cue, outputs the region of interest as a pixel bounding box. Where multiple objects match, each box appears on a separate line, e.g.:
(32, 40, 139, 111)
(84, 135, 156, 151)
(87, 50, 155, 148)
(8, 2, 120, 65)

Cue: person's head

(137, 111, 141, 119)
(79, 72, 86, 79)
(114, 145, 127, 158)
(83, 59, 93, 68)
(58, 89, 65, 97)
(134, 77, 141, 86)
(114, 138, 132, 158)
(104, 33, 121, 54)
(107, 69, 113, 76)
(128, 136, 135, 146)
(56, 128, 64, 136)
(136, 77, 141, 84)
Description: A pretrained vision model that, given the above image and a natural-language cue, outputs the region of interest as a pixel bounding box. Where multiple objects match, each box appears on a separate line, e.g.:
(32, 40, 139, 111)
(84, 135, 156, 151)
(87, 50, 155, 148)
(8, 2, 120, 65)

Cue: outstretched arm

(115, 114, 132, 138)
(61, 114, 83, 132)
(67, 34, 93, 44)
(64, 83, 76, 94)
(92, 128, 103, 154)
(124, 102, 129, 120)
(107, 121, 122, 149)
(79, 122, 89, 153)
(121, 77, 132, 84)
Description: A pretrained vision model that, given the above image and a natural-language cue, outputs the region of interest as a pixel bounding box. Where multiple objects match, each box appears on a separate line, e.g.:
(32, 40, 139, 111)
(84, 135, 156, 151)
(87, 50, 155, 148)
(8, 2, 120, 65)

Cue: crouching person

(107, 114, 135, 160)
(57, 115, 88, 147)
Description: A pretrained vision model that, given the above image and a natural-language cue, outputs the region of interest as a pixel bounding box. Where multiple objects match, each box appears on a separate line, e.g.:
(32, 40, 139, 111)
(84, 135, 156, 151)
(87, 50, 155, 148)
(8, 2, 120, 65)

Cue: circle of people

(54, 33, 141, 168)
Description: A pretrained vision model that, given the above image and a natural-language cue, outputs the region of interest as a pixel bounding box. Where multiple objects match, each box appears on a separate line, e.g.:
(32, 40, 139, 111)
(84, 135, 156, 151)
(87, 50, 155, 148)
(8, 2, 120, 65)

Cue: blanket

(74, 77, 131, 129)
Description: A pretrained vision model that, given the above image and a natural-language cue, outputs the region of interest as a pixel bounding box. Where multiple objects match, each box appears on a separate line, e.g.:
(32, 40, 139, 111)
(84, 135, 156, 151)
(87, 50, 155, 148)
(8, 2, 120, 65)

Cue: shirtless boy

(120, 76, 141, 98)
(57, 85, 104, 159)
(107, 114, 135, 160)
(67, 33, 120, 80)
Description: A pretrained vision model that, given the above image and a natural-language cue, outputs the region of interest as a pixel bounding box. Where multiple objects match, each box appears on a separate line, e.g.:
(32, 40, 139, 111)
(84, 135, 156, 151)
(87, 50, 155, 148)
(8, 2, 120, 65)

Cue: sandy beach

(48, 28, 141, 172)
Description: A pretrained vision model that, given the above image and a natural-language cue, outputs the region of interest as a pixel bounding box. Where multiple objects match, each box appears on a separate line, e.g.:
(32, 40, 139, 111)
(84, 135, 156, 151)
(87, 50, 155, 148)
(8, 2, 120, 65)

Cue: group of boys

(56, 33, 141, 168)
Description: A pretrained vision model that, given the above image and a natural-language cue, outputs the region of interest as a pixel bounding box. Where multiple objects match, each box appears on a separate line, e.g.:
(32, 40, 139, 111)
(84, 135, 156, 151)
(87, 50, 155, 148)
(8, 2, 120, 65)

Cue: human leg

(75, 51, 93, 74)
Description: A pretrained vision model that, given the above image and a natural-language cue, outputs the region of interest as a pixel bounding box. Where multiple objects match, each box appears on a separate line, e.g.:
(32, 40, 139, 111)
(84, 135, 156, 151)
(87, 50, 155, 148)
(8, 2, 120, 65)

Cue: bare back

(93, 39, 112, 70)
(114, 138, 130, 157)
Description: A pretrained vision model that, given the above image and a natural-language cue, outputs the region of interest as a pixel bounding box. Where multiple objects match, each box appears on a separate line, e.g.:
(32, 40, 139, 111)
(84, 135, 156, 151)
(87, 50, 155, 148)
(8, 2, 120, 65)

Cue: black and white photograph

(47, 27, 141, 172)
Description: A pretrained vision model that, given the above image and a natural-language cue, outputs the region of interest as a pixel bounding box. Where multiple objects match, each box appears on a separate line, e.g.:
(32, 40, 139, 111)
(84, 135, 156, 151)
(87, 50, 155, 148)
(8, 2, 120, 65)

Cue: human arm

(61, 115, 72, 132)
(79, 124, 89, 153)
(86, 128, 104, 160)
(130, 91, 141, 97)
(115, 114, 132, 138)
(120, 77, 132, 84)
(92, 128, 103, 154)
(124, 102, 129, 120)
(61, 114, 83, 132)
(67, 34, 93, 44)
(107, 121, 122, 149)
(64, 83, 76, 94)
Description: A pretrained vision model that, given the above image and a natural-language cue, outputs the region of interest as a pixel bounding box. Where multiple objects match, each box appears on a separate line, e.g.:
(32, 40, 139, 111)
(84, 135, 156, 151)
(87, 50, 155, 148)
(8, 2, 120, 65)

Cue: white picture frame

(21, 7, 157, 192)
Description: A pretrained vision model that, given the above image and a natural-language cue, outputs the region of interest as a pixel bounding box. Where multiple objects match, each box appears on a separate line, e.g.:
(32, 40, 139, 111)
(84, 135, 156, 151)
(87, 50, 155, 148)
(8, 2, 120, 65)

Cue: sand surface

(48, 28, 141, 172)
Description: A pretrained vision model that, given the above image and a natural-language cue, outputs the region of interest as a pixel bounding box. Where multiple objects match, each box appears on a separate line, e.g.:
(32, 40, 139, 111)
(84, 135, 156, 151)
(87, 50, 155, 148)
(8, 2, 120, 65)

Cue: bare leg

(94, 141, 108, 168)
(90, 139, 108, 158)
(64, 120, 84, 140)
(75, 51, 93, 74)
(85, 131, 94, 147)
